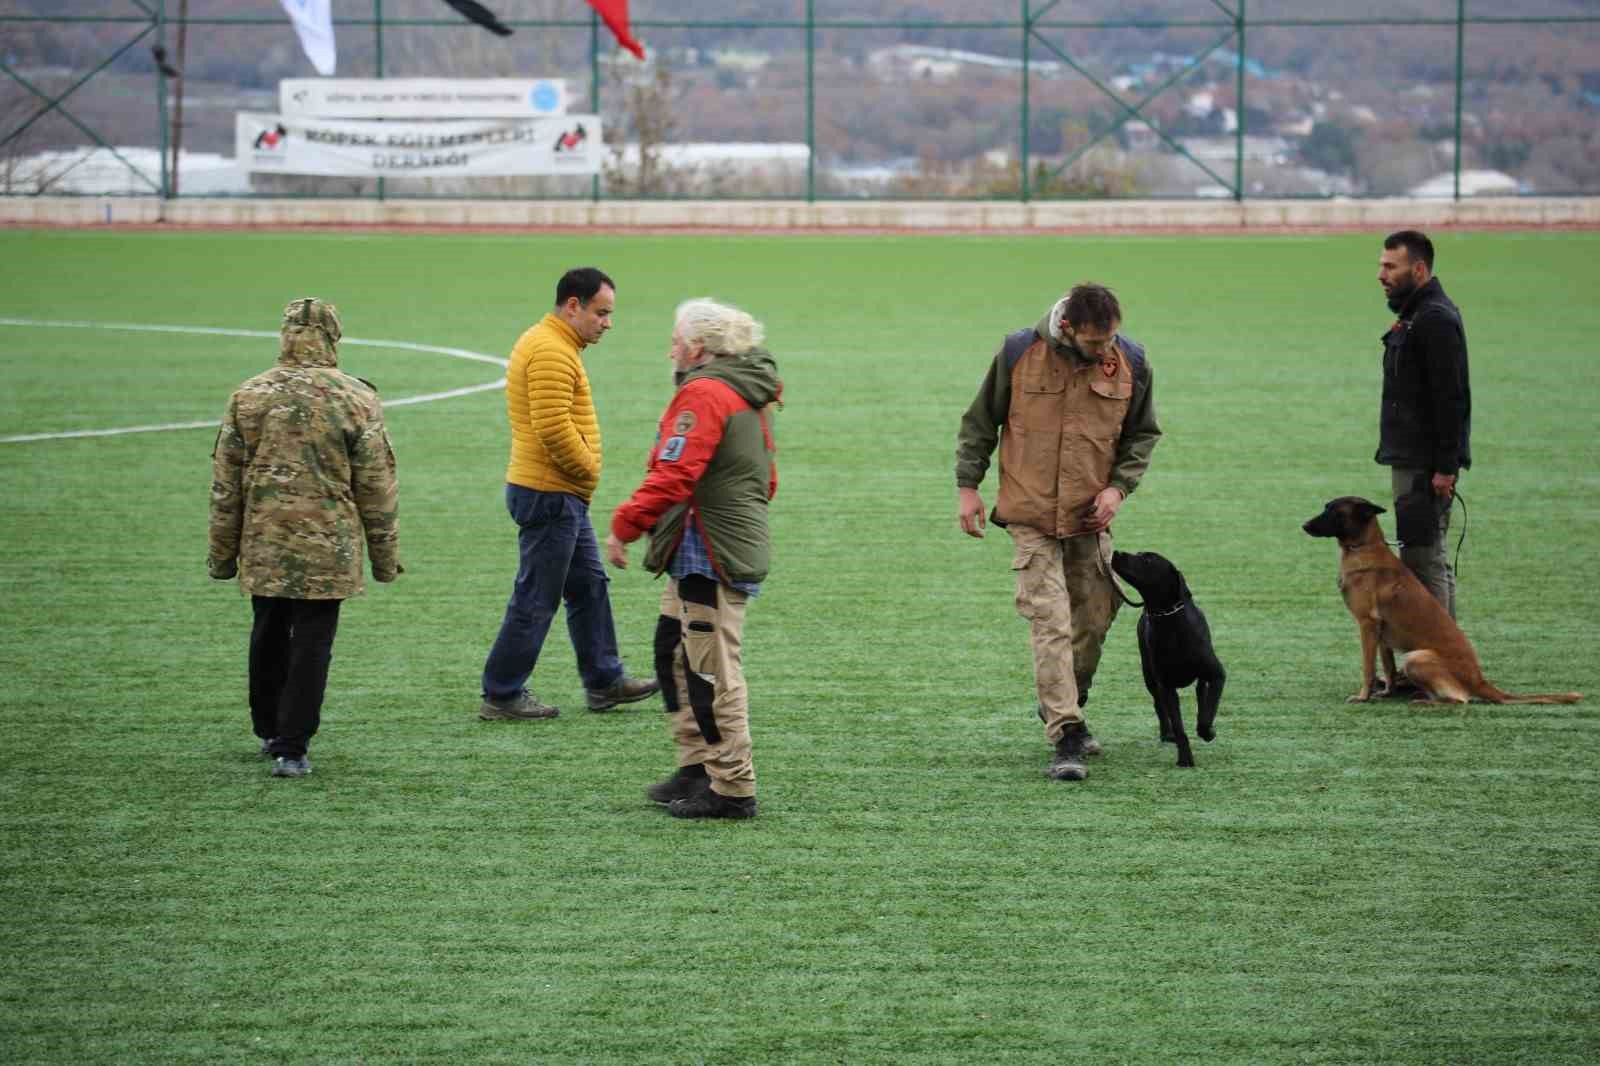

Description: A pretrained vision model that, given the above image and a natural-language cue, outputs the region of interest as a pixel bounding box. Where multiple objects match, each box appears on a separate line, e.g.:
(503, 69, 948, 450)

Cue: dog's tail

(1473, 681, 1583, 705)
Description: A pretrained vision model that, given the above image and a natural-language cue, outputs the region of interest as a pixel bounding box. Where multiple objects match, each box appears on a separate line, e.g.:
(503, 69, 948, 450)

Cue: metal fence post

(156, 0, 169, 202)
(375, 0, 385, 202)
(1454, 0, 1465, 201)
(806, 0, 815, 203)
(1235, 0, 1246, 202)
(591, 10, 601, 203)
(1020, 0, 1030, 203)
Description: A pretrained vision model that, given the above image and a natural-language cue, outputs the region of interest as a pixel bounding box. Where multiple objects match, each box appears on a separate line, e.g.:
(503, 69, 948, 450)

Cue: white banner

(236, 113, 603, 177)
(278, 0, 336, 77)
(280, 78, 570, 119)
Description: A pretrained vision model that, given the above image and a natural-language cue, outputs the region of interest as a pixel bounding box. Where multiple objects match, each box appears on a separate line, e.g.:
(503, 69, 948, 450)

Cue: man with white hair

(606, 299, 783, 819)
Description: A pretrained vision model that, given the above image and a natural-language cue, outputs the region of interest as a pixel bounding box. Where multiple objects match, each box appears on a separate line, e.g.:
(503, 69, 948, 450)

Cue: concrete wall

(4, 195, 1598, 230)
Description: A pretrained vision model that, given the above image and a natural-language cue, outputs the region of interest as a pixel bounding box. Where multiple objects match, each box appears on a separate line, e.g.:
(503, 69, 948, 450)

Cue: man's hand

(208, 557, 237, 580)
(605, 532, 629, 569)
(1431, 472, 1457, 499)
(373, 562, 404, 584)
(1083, 487, 1125, 532)
(958, 487, 986, 538)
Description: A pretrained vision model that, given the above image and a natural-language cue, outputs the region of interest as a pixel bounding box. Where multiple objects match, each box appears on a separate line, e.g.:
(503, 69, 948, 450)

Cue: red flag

(585, 0, 645, 60)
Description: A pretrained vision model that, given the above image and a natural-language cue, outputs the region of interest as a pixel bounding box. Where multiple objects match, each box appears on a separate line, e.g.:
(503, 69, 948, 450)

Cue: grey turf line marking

(0, 317, 506, 443)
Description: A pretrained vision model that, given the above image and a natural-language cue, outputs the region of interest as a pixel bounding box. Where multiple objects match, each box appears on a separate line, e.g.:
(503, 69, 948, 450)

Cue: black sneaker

(647, 765, 710, 806)
(585, 674, 661, 711)
(479, 692, 560, 720)
(271, 755, 312, 778)
(1038, 706, 1102, 757)
(1048, 723, 1093, 781)
(668, 790, 757, 819)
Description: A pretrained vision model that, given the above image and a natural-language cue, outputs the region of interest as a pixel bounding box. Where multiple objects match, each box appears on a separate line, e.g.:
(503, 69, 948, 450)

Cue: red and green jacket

(612, 349, 782, 585)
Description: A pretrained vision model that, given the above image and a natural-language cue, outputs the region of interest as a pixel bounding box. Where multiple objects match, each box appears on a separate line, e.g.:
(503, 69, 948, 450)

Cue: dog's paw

(1198, 725, 1216, 742)
(1346, 692, 1374, 704)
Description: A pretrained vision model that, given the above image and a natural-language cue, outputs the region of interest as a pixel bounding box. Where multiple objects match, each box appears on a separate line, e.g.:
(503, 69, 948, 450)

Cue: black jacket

(1376, 277, 1471, 475)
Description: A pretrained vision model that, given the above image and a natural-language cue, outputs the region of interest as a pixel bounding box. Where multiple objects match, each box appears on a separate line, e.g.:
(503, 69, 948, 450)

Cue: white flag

(279, 0, 336, 77)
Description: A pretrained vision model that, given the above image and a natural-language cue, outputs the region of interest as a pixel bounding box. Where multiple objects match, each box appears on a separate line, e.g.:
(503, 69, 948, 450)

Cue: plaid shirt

(670, 521, 761, 597)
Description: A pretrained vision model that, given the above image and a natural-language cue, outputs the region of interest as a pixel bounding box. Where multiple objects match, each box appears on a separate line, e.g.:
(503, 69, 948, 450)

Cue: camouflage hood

(278, 297, 342, 368)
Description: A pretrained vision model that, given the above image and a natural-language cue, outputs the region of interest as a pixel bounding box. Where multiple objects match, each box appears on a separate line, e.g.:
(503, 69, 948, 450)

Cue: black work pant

(249, 596, 342, 759)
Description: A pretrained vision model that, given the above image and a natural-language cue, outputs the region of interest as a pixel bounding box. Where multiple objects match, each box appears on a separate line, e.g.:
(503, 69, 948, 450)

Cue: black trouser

(250, 596, 342, 759)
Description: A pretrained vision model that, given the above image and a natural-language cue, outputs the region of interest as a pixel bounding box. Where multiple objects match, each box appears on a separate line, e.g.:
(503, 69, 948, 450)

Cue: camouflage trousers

(1008, 526, 1120, 744)
(1391, 466, 1457, 619)
(657, 575, 755, 798)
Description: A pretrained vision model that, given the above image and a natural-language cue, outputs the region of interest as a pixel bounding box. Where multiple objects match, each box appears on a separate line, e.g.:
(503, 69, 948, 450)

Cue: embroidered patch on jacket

(660, 435, 686, 462)
(1099, 359, 1119, 378)
(673, 410, 697, 434)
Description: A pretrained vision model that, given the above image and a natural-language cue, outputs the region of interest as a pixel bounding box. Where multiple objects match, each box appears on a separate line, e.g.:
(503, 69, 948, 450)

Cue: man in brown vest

(955, 283, 1162, 781)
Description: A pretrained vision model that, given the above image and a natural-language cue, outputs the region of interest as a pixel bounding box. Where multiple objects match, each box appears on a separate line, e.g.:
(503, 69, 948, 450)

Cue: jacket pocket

(1088, 378, 1133, 401)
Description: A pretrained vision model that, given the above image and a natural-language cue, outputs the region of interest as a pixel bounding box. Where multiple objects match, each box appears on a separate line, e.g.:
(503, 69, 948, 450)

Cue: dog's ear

(1351, 498, 1386, 520)
(1176, 571, 1193, 602)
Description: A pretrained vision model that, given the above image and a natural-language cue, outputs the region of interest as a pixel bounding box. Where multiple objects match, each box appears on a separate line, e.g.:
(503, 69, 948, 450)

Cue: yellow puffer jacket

(505, 313, 602, 500)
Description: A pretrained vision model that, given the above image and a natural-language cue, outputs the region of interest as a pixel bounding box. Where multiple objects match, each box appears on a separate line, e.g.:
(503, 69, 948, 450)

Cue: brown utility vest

(995, 336, 1134, 538)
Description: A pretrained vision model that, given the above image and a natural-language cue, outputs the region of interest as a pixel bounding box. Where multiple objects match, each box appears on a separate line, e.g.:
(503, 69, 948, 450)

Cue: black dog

(1110, 550, 1225, 767)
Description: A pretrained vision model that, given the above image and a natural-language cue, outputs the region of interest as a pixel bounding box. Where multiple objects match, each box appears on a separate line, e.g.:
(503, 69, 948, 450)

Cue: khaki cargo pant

(1391, 467, 1457, 619)
(657, 575, 755, 798)
(1008, 525, 1120, 744)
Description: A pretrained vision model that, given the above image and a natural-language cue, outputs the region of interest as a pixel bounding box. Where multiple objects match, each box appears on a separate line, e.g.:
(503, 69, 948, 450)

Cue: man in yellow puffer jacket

(479, 267, 659, 720)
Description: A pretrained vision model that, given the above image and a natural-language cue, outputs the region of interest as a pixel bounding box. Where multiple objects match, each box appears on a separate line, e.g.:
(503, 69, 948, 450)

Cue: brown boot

(478, 692, 560, 721)
(585, 674, 661, 711)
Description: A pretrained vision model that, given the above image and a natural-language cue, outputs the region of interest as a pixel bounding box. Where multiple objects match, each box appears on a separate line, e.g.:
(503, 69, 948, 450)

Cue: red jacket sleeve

(611, 379, 740, 543)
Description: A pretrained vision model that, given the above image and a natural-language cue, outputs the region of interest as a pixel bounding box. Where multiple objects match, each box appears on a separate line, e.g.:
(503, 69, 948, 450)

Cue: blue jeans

(481, 485, 623, 701)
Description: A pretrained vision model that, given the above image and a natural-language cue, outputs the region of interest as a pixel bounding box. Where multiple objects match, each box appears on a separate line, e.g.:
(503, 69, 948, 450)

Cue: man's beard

(1385, 277, 1418, 313)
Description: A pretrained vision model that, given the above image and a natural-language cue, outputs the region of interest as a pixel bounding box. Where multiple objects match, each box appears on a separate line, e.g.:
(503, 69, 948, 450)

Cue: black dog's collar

(1144, 599, 1188, 618)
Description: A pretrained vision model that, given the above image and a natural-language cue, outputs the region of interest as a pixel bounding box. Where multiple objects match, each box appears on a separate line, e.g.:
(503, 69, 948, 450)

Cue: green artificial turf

(1, 228, 1597, 1064)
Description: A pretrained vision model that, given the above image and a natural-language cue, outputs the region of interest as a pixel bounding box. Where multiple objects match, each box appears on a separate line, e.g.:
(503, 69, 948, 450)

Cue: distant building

(868, 45, 1063, 82)
(1, 147, 248, 195)
(1176, 135, 1291, 165)
(611, 142, 809, 175)
(1408, 169, 1521, 197)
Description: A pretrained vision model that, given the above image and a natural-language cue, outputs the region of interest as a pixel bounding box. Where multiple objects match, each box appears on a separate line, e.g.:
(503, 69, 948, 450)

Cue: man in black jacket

(1375, 229, 1471, 618)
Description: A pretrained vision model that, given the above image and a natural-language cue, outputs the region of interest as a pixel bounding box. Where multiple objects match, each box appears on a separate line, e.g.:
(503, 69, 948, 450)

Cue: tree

(1300, 121, 1359, 176)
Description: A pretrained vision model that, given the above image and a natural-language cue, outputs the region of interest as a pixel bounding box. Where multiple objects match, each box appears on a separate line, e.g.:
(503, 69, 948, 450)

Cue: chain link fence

(4, 1, 1598, 201)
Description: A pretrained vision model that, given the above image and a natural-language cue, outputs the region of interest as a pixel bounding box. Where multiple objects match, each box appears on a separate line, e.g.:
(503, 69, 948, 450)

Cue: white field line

(0, 317, 506, 444)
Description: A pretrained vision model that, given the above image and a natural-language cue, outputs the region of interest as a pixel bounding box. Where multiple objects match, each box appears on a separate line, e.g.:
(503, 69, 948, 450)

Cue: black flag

(151, 44, 181, 78)
(440, 0, 514, 36)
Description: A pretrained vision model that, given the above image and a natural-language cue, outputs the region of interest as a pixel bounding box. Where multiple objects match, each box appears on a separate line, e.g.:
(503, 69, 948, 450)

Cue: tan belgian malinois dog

(1302, 496, 1583, 705)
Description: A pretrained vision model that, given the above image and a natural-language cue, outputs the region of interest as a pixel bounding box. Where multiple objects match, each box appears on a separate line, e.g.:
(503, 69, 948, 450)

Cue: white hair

(674, 297, 764, 357)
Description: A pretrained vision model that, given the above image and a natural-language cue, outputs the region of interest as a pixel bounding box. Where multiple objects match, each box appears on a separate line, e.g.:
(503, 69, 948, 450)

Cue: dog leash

(1387, 490, 1467, 577)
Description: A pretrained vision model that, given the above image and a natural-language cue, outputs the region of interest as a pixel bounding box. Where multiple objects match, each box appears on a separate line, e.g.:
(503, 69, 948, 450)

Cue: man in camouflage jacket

(208, 297, 401, 777)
